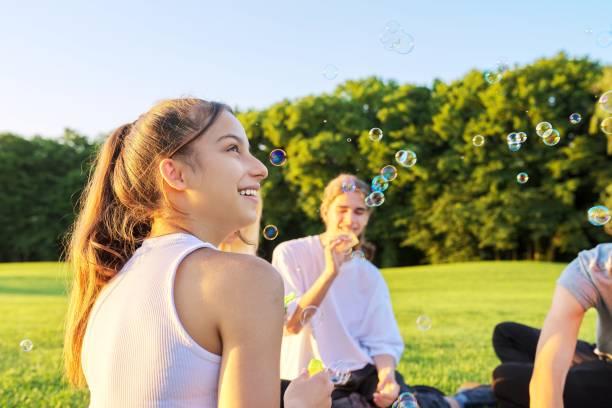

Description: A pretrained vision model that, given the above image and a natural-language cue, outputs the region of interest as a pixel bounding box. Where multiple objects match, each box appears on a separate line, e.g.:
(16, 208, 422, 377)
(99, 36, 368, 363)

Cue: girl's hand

(284, 370, 333, 408)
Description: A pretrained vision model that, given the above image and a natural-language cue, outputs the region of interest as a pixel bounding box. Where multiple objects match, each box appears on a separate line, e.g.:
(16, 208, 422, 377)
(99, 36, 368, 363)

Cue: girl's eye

(228, 145, 240, 153)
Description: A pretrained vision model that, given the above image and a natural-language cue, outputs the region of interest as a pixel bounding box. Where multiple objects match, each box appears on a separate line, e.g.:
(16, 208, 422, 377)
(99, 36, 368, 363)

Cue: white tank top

(82, 232, 221, 407)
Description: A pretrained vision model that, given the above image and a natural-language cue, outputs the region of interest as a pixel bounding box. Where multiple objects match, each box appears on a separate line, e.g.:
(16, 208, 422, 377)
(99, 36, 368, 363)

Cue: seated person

(491, 243, 612, 408)
(273, 174, 495, 408)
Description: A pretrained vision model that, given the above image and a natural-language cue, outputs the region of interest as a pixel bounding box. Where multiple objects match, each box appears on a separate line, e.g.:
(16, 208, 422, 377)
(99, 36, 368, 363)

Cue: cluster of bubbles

(269, 148, 287, 166)
(262, 224, 279, 240)
(535, 122, 561, 146)
(392, 392, 420, 408)
(472, 134, 485, 147)
(506, 131, 528, 152)
(322, 64, 339, 80)
(588, 206, 611, 227)
(483, 60, 509, 85)
(19, 339, 33, 352)
(416, 315, 432, 331)
(379, 20, 415, 55)
(600, 91, 612, 135)
(516, 172, 529, 184)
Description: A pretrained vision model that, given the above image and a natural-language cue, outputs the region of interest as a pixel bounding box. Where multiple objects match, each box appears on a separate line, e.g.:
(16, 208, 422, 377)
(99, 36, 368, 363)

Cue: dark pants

(281, 364, 449, 408)
(491, 321, 612, 408)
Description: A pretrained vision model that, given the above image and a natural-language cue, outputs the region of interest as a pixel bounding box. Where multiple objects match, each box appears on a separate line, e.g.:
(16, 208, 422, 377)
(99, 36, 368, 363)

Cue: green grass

(0, 261, 597, 406)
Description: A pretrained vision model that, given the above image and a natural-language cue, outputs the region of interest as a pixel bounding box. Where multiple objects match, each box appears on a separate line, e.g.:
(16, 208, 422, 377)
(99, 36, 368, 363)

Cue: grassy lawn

(0, 261, 597, 407)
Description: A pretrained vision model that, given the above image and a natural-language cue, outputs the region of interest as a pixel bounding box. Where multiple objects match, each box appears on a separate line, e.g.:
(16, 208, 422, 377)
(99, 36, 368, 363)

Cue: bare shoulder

(180, 248, 284, 303)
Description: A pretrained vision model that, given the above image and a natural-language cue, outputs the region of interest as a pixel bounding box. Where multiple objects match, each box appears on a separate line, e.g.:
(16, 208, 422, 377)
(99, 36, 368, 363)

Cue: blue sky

(0, 0, 610, 138)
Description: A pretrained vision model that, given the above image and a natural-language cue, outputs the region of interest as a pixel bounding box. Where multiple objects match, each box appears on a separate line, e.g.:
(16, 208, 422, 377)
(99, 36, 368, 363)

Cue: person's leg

(562, 360, 612, 408)
(492, 362, 532, 408)
(492, 322, 541, 363)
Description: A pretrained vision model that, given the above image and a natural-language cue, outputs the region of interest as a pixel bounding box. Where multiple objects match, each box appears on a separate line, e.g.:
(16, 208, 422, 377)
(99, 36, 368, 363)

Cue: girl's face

(163, 110, 268, 240)
(323, 191, 371, 238)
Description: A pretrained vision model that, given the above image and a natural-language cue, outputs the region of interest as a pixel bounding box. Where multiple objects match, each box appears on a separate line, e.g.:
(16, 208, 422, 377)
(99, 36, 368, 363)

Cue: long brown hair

(319, 173, 376, 261)
(62, 98, 230, 388)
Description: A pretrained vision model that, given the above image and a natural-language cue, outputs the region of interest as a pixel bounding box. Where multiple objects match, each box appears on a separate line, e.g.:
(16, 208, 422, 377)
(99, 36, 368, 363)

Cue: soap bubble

(536, 122, 553, 137)
(346, 138, 352, 142)
(326, 361, 352, 386)
(341, 181, 356, 193)
(416, 315, 432, 331)
(392, 392, 419, 408)
(542, 129, 561, 146)
(395, 150, 417, 167)
(262, 225, 279, 240)
(601, 117, 612, 135)
(507, 132, 521, 144)
(599, 91, 612, 113)
(472, 135, 485, 147)
(595, 30, 612, 48)
(300, 305, 323, 328)
(392, 30, 415, 54)
(19, 339, 33, 352)
(508, 142, 522, 152)
(518, 132, 528, 143)
(269, 149, 287, 166)
(569, 113, 582, 124)
(365, 191, 385, 207)
(380, 165, 398, 182)
(350, 249, 366, 260)
(369, 127, 383, 141)
(516, 172, 529, 184)
(371, 176, 389, 193)
(380, 21, 415, 54)
(548, 96, 556, 106)
(483, 70, 502, 84)
(588, 205, 611, 226)
(322, 64, 339, 80)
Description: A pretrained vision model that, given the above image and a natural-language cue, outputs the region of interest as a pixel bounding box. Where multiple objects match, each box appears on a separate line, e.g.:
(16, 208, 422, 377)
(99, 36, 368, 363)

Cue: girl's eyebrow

(216, 134, 251, 150)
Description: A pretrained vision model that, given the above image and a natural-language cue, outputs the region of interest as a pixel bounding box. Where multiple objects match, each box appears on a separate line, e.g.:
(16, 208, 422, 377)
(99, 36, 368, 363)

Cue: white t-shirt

(272, 235, 404, 380)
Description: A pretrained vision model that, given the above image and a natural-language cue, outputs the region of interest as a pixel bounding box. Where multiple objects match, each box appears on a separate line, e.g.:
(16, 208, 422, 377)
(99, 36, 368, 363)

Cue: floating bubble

(322, 64, 339, 80)
(369, 127, 383, 142)
(416, 315, 432, 331)
(588, 206, 611, 226)
(595, 31, 612, 48)
(262, 225, 279, 240)
(365, 191, 385, 207)
(341, 181, 357, 193)
(472, 135, 485, 147)
(585, 27, 594, 35)
(257, 143, 268, 151)
(346, 138, 352, 142)
(516, 172, 529, 184)
(601, 117, 612, 135)
(392, 392, 419, 408)
(269, 149, 287, 166)
(326, 361, 352, 386)
(380, 165, 398, 182)
(483, 70, 502, 84)
(19, 339, 33, 352)
(395, 150, 417, 167)
(507, 132, 521, 144)
(371, 176, 389, 193)
(599, 91, 612, 113)
(300, 305, 323, 328)
(542, 129, 561, 146)
(536, 122, 553, 137)
(517, 132, 528, 143)
(392, 30, 415, 54)
(350, 249, 365, 260)
(548, 96, 556, 106)
(495, 59, 510, 74)
(508, 142, 521, 152)
(569, 113, 582, 125)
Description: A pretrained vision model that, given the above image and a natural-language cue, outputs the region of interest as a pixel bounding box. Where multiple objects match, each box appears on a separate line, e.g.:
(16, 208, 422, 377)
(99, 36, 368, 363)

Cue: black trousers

(491, 321, 612, 408)
(281, 364, 449, 408)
